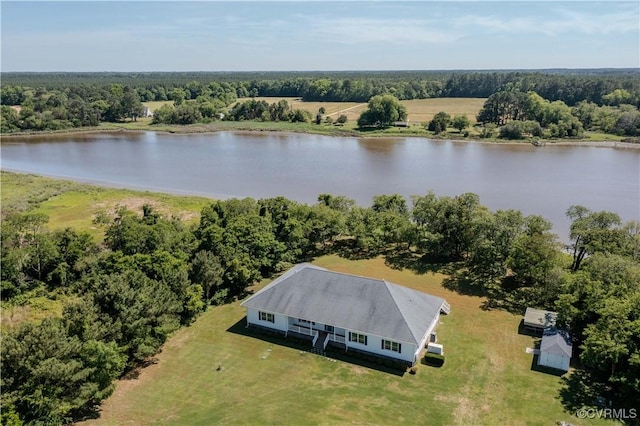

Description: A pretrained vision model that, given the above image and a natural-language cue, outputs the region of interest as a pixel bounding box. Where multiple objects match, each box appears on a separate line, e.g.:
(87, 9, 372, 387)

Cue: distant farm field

(236, 97, 486, 124)
(84, 255, 602, 426)
(401, 98, 486, 124)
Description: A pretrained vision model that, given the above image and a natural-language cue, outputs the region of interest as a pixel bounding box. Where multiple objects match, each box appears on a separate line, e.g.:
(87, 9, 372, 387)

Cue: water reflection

(1, 131, 638, 240)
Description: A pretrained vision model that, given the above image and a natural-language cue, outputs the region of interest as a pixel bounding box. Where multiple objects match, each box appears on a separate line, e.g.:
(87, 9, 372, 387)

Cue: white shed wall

(538, 351, 570, 371)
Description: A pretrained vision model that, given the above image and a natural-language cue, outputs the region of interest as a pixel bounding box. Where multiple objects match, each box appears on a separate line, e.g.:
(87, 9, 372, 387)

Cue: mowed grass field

(85, 255, 602, 426)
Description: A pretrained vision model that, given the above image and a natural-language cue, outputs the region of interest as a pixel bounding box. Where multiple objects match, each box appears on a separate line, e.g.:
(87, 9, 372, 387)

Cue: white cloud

(453, 7, 639, 37)
(307, 17, 462, 45)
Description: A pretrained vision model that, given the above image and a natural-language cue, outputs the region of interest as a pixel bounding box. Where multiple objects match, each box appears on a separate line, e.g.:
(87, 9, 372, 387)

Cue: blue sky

(1, 1, 638, 71)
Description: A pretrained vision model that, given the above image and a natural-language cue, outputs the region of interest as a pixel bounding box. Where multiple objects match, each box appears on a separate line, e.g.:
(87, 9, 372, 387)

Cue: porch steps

(309, 347, 326, 356)
(314, 331, 328, 350)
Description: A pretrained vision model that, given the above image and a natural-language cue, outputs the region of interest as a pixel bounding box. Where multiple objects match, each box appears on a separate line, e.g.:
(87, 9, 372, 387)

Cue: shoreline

(1, 124, 638, 149)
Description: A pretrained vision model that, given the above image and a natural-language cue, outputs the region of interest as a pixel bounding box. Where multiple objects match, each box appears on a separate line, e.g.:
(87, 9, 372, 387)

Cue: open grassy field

(236, 97, 485, 125)
(1, 171, 212, 240)
(237, 97, 368, 121)
(85, 255, 602, 426)
(401, 98, 486, 124)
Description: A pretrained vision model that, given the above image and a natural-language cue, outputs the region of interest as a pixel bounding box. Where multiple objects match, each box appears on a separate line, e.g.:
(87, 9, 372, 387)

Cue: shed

(523, 307, 557, 333)
(538, 328, 572, 371)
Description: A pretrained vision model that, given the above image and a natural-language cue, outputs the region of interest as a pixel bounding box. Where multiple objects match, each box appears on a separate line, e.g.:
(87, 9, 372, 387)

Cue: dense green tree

(477, 91, 528, 125)
(602, 88, 634, 106)
(357, 94, 407, 128)
(151, 104, 176, 124)
(467, 209, 525, 281)
(506, 215, 561, 286)
(1, 105, 20, 133)
(498, 121, 525, 139)
(189, 250, 225, 301)
(567, 206, 624, 271)
(427, 111, 451, 134)
(1, 319, 125, 425)
(452, 114, 470, 132)
(412, 192, 484, 259)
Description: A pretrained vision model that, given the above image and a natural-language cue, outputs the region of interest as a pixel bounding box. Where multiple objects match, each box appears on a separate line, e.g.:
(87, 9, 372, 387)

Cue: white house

(241, 263, 450, 366)
(538, 328, 572, 371)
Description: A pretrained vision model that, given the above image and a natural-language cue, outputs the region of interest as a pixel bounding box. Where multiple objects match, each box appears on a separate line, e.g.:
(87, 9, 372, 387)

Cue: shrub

(479, 123, 497, 138)
(499, 121, 525, 139)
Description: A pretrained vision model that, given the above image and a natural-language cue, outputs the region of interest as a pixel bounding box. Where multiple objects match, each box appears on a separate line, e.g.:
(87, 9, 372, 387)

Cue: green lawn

(85, 255, 606, 426)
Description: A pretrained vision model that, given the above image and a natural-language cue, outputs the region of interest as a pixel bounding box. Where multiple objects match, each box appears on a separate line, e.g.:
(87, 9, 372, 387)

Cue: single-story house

(523, 307, 558, 334)
(241, 263, 450, 366)
(538, 327, 572, 371)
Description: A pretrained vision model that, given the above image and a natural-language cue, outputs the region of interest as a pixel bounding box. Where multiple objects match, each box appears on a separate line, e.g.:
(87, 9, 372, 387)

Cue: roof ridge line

(240, 263, 322, 304)
(316, 268, 385, 283)
(382, 279, 419, 345)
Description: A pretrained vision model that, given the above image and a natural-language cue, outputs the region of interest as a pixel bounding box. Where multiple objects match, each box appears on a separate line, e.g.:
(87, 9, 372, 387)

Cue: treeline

(152, 98, 313, 125)
(2, 192, 639, 423)
(2, 70, 640, 134)
(11, 70, 640, 103)
(3, 70, 639, 105)
(475, 89, 640, 138)
(0, 82, 238, 133)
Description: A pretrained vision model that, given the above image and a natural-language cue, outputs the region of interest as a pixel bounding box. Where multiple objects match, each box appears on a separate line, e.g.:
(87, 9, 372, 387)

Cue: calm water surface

(2, 131, 639, 239)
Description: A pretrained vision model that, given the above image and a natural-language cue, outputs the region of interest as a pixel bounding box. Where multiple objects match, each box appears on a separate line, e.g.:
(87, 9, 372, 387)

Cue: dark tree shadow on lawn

(557, 370, 610, 412)
(226, 317, 406, 376)
(383, 248, 458, 276)
(517, 319, 542, 337)
(333, 240, 381, 261)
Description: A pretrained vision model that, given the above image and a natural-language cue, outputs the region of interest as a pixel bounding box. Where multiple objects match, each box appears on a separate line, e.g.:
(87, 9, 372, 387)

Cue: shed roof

(540, 328, 572, 357)
(241, 263, 447, 345)
(524, 307, 558, 329)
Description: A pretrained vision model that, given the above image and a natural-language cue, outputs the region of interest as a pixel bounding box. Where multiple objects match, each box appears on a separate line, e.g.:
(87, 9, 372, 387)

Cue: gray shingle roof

(540, 328, 572, 357)
(241, 263, 447, 345)
(524, 307, 558, 329)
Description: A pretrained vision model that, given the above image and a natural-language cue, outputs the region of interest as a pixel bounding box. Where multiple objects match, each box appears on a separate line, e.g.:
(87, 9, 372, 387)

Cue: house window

(298, 319, 315, 325)
(349, 332, 367, 345)
(325, 325, 335, 333)
(259, 311, 274, 323)
(382, 339, 401, 353)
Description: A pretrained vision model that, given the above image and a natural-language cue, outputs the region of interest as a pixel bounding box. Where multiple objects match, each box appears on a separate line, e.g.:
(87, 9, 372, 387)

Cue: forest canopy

(2, 189, 639, 424)
(2, 69, 639, 135)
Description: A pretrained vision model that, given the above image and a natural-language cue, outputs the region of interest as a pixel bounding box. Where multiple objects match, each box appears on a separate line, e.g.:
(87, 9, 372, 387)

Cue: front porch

(286, 323, 346, 353)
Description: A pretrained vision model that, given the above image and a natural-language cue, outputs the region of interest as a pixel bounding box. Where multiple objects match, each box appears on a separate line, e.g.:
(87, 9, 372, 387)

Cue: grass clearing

(400, 98, 486, 124)
(1, 171, 212, 240)
(237, 97, 486, 125)
(85, 255, 604, 425)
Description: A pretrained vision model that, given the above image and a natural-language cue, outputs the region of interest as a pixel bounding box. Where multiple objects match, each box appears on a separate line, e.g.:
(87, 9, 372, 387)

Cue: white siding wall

(538, 352, 570, 371)
(345, 331, 415, 363)
(246, 308, 288, 332)
(415, 312, 441, 362)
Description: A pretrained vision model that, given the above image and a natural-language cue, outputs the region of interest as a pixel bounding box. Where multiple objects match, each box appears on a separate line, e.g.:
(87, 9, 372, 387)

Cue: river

(2, 131, 638, 240)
